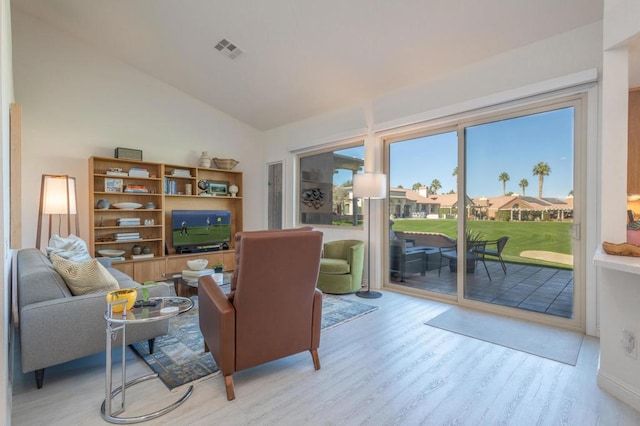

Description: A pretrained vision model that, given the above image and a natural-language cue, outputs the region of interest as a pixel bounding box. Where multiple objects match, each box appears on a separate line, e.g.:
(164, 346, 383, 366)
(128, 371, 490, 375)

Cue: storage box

(115, 147, 143, 161)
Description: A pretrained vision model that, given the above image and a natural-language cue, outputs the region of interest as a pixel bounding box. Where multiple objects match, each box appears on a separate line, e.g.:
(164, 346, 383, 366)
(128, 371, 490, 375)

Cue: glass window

(299, 144, 364, 226)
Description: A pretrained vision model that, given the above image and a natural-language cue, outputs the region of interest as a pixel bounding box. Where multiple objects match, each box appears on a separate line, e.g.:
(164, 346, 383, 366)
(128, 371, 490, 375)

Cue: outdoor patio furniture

(473, 236, 509, 274)
(438, 241, 491, 281)
(390, 239, 426, 281)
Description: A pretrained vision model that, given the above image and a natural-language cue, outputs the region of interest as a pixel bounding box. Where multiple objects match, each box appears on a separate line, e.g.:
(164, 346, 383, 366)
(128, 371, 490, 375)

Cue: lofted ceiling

(14, 0, 603, 131)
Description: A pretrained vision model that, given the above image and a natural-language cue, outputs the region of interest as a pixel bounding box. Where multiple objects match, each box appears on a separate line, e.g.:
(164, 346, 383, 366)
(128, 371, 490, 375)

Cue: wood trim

(10, 104, 22, 249)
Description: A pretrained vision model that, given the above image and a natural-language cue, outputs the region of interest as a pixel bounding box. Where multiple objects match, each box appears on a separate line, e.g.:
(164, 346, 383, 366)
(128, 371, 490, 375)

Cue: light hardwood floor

(11, 290, 640, 425)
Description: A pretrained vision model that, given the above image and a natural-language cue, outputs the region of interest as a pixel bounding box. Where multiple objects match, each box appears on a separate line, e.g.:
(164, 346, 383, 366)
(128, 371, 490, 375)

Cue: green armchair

(316, 240, 365, 294)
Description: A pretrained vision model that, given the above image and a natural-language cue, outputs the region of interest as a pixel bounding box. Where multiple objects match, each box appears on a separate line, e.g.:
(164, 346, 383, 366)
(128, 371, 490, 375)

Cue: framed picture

(207, 180, 228, 196)
(105, 178, 123, 193)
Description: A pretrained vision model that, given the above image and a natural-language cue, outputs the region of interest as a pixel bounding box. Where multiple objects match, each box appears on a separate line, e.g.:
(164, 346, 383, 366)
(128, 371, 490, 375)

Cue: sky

(333, 107, 574, 199)
(388, 107, 574, 199)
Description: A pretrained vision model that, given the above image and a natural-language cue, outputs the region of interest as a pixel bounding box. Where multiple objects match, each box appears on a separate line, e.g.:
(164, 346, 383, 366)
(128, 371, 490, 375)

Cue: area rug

(131, 294, 377, 390)
(425, 307, 584, 365)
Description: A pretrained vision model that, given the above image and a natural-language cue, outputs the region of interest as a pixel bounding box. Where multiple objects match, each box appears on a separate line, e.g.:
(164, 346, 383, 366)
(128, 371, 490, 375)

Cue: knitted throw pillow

(50, 253, 119, 296)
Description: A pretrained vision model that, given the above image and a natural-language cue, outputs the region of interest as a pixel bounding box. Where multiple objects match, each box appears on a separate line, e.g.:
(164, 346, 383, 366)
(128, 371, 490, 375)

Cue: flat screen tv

(171, 210, 231, 252)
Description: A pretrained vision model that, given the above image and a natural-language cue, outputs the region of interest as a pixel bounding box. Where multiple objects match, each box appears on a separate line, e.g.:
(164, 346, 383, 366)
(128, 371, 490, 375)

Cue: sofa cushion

(46, 234, 92, 263)
(319, 258, 350, 275)
(50, 253, 119, 295)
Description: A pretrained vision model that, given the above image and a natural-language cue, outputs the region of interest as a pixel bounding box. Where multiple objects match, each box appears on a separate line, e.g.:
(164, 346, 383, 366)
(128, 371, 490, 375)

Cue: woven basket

(212, 158, 239, 170)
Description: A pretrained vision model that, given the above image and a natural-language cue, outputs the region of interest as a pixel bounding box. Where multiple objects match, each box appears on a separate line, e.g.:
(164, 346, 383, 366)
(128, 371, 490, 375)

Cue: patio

(389, 260, 574, 319)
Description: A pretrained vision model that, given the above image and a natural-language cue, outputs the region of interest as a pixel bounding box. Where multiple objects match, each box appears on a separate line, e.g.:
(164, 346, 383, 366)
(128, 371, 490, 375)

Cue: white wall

(596, 0, 640, 412)
(0, 0, 13, 423)
(11, 9, 265, 250)
(264, 22, 603, 299)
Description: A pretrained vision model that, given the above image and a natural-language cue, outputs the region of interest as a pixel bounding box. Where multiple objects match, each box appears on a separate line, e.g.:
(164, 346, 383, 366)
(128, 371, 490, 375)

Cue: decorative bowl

(98, 249, 126, 258)
(112, 202, 142, 209)
(212, 158, 239, 170)
(106, 289, 138, 313)
(187, 258, 208, 271)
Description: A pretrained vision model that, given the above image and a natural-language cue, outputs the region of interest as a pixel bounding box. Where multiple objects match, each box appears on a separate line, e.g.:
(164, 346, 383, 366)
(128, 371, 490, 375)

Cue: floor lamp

(36, 174, 79, 249)
(353, 172, 387, 299)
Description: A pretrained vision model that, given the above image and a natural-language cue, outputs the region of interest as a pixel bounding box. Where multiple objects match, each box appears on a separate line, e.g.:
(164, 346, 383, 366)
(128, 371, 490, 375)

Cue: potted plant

(448, 229, 485, 273)
(211, 262, 225, 273)
(627, 220, 640, 244)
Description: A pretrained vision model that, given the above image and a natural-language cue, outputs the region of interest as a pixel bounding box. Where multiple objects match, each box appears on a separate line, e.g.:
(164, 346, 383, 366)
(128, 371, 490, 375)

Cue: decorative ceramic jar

(142, 246, 152, 254)
(199, 151, 211, 168)
(132, 245, 142, 255)
(106, 289, 137, 313)
(96, 199, 110, 209)
(229, 184, 239, 197)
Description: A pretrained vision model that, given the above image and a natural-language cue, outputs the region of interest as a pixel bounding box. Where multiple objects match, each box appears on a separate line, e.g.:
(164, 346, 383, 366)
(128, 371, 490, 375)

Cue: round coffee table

(163, 271, 232, 298)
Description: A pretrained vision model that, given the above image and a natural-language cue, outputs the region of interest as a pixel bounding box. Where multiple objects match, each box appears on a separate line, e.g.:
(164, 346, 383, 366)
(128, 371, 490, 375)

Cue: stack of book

(164, 178, 178, 195)
(181, 268, 214, 279)
(117, 218, 141, 226)
(128, 167, 150, 178)
(124, 184, 149, 193)
(171, 169, 192, 178)
(114, 232, 140, 242)
(131, 253, 154, 260)
(106, 169, 128, 177)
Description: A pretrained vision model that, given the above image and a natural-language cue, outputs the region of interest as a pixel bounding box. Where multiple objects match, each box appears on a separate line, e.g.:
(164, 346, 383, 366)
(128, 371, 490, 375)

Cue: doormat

(131, 294, 377, 390)
(425, 307, 583, 365)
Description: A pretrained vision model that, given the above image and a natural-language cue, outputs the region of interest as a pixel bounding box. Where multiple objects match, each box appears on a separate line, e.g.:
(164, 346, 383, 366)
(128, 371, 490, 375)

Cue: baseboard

(597, 369, 640, 411)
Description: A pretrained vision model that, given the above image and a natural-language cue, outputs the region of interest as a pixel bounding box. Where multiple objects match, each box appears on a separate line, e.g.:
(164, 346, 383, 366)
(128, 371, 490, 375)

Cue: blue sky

(388, 107, 574, 198)
(334, 107, 574, 199)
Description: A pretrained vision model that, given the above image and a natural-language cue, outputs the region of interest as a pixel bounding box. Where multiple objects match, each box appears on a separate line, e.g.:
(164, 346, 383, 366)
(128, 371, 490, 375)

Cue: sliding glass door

(463, 105, 576, 319)
(385, 96, 584, 328)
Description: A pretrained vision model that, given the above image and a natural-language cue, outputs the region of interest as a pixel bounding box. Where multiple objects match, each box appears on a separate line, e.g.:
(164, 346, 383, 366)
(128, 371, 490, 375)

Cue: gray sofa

(14, 248, 170, 388)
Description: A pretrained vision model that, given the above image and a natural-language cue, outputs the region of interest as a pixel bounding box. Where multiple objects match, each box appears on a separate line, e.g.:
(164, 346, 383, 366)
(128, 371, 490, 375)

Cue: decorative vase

(96, 199, 110, 209)
(106, 289, 137, 313)
(199, 151, 211, 168)
(142, 246, 151, 254)
(229, 184, 239, 197)
(132, 245, 142, 255)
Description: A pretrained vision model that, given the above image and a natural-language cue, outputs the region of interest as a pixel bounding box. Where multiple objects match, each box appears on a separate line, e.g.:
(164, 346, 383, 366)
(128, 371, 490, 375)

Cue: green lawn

(392, 219, 573, 269)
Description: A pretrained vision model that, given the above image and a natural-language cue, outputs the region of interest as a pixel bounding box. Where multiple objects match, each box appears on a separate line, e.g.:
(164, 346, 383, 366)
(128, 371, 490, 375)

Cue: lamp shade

(42, 175, 77, 214)
(353, 173, 387, 199)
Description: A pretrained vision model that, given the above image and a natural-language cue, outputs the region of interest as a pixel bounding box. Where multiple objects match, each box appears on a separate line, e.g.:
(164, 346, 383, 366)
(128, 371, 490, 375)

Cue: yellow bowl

(106, 289, 138, 313)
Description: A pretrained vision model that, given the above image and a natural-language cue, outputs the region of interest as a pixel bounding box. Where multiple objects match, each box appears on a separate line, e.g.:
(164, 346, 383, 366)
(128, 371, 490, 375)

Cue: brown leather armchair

(198, 228, 324, 400)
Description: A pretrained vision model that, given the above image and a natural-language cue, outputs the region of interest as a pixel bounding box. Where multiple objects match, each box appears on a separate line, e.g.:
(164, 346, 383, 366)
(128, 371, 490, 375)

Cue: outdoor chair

(438, 240, 491, 281)
(472, 236, 509, 274)
(198, 228, 323, 400)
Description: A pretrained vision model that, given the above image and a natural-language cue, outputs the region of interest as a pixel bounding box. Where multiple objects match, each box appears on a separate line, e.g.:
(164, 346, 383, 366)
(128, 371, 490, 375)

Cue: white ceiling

(14, 0, 603, 131)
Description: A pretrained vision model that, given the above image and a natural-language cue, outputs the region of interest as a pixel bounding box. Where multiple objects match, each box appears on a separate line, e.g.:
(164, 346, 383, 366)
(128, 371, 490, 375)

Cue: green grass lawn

(392, 219, 573, 269)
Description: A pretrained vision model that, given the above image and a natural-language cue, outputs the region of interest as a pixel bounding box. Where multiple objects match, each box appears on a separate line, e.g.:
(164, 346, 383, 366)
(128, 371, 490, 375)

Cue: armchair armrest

(198, 275, 235, 376)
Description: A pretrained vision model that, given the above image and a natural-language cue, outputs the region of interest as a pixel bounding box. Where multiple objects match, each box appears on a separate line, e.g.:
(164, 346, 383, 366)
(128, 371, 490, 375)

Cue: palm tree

(498, 172, 510, 195)
(451, 166, 458, 194)
(532, 162, 551, 198)
(519, 178, 529, 196)
(430, 179, 442, 195)
(412, 182, 422, 191)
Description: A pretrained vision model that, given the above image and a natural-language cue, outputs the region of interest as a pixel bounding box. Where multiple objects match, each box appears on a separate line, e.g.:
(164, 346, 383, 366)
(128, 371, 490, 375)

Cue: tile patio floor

(389, 260, 574, 319)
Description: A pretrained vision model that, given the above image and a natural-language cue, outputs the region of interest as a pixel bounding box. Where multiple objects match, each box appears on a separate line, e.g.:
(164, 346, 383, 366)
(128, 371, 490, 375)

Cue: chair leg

(310, 348, 321, 370)
(35, 369, 45, 389)
(481, 259, 491, 281)
(499, 256, 507, 274)
(224, 375, 235, 401)
(148, 338, 155, 354)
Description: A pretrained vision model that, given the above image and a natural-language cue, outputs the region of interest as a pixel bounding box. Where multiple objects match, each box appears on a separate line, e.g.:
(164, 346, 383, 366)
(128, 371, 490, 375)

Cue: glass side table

(102, 296, 194, 424)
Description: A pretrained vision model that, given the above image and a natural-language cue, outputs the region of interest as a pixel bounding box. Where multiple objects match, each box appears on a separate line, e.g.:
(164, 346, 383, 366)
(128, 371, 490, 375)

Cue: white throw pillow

(50, 253, 119, 296)
(46, 234, 92, 263)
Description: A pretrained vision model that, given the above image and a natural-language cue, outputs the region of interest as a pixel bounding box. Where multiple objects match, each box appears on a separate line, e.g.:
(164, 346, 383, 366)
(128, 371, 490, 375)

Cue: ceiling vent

(214, 38, 244, 60)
